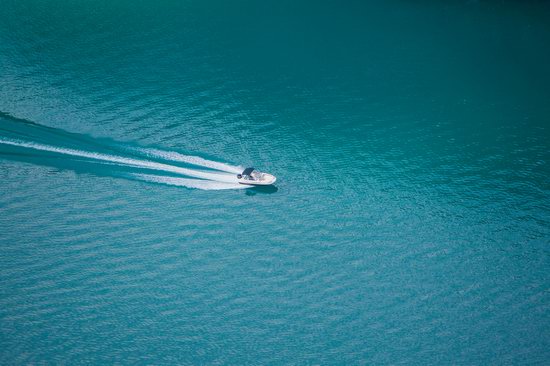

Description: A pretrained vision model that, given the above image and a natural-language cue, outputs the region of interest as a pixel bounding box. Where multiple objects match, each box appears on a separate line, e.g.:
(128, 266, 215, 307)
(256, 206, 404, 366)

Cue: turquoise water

(1, 0, 549, 364)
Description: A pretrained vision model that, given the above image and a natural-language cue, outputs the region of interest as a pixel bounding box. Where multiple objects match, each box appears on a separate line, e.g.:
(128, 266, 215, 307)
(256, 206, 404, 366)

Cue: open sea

(1, 1, 549, 364)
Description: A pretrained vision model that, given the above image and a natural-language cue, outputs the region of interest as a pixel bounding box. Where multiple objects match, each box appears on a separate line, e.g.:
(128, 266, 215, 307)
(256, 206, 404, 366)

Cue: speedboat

(237, 167, 276, 186)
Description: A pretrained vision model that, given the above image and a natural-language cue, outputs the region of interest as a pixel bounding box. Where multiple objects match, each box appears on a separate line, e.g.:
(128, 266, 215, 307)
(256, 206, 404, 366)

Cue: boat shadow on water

(245, 185, 279, 195)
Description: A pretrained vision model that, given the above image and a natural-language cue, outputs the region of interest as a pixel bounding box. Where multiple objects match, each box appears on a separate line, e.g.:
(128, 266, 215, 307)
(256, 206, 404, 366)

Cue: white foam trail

(0, 138, 239, 183)
(131, 173, 249, 190)
(134, 147, 243, 174)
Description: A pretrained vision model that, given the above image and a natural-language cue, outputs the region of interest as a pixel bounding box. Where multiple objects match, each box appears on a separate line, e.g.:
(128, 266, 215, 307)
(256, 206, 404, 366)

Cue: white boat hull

(238, 173, 276, 186)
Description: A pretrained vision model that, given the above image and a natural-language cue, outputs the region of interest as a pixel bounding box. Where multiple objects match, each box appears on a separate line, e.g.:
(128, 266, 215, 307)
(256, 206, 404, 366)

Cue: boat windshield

(249, 171, 263, 180)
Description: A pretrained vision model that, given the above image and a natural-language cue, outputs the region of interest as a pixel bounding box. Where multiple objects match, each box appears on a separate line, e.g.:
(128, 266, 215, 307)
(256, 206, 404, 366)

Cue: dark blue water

(1, 1, 549, 364)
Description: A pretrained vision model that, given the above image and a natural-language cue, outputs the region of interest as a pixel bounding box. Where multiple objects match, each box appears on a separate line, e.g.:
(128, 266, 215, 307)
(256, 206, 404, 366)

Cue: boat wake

(0, 113, 248, 190)
(134, 147, 243, 174)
